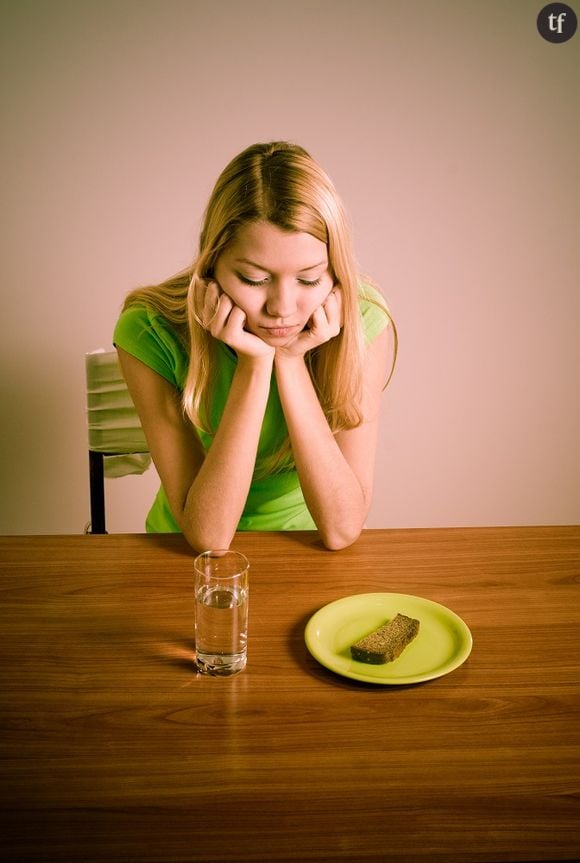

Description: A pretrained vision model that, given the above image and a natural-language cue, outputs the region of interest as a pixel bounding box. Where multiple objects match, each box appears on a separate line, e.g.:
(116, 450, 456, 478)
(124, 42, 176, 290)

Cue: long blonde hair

(123, 141, 395, 475)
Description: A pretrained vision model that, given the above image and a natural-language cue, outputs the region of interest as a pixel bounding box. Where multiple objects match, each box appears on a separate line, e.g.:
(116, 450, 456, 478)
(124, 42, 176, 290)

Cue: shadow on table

(153, 637, 197, 672)
(138, 530, 326, 557)
(139, 533, 193, 556)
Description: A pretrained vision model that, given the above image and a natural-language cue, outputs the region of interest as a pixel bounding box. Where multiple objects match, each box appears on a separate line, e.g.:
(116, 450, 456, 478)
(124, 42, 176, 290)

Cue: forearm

(182, 357, 272, 551)
(274, 355, 367, 550)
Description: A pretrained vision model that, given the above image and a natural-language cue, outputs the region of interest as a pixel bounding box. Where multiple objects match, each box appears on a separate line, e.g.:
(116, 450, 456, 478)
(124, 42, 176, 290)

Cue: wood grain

(0, 527, 579, 862)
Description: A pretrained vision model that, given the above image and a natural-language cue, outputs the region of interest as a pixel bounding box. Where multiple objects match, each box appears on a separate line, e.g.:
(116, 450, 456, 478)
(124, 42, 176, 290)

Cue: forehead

(225, 221, 328, 270)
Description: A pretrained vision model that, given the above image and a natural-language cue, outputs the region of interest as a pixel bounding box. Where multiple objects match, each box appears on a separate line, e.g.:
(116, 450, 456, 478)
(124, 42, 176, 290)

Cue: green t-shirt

(113, 284, 389, 533)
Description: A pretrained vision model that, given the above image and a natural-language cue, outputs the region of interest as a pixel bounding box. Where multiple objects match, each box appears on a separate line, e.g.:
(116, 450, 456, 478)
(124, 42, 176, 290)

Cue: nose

(265, 281, 297, 320)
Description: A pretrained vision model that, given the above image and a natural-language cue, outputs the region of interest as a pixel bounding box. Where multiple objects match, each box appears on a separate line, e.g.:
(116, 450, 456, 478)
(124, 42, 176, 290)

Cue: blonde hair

(123, 141, 395, 476)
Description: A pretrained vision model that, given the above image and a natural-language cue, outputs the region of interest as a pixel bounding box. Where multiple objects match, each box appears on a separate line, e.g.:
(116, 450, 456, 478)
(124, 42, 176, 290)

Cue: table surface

(0, 527, 579, 863)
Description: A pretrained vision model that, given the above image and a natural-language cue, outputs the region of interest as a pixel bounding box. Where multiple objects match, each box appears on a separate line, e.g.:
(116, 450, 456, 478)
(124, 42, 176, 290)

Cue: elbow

(179, 501, 238, 554)
(185, 533, 234, 555)
(181, 523, 236, 556)
(315, 487, 370, 551)
(317, 499, 368, 551)
(320, 524, 363, 552)
(188, 535, 235, 555)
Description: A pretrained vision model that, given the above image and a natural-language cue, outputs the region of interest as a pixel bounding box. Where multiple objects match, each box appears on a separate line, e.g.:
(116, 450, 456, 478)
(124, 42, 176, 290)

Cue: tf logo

(537, 3, 578, 42)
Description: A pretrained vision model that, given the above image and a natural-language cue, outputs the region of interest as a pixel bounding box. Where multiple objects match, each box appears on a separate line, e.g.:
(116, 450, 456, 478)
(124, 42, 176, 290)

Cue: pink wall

(1, 0, 578, 533)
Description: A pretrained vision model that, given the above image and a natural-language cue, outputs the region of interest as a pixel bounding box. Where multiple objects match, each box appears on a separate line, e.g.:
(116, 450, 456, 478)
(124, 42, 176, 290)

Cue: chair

(85, 350, 151, 533)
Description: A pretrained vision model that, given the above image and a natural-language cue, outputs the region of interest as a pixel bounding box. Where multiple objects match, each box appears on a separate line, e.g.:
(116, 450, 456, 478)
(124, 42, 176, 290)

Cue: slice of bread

(350, 613, 420, 664)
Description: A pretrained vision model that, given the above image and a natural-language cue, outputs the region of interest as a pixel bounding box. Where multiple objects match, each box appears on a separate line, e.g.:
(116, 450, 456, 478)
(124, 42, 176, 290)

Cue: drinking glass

(194, 550, 249, 676)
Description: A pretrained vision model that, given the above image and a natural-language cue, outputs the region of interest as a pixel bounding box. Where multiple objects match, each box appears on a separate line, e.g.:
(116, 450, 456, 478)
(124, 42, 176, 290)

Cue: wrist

(274, 350, 307, 370)
(236, 352, 275, 376)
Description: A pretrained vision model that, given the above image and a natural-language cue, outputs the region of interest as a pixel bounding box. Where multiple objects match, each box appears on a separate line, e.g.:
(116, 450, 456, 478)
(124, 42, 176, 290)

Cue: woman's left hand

(275, 287, 343, 360)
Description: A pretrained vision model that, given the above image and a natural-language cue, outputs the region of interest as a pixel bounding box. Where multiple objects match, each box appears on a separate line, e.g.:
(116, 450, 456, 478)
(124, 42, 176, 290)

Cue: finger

(306, 304, 328, 338)
(323, 286, 340, 309)
(323, 288, 342, 334)
(333, 286, 344, 326)
(209, 292, 234, 336)
(222, 304, 247, 336)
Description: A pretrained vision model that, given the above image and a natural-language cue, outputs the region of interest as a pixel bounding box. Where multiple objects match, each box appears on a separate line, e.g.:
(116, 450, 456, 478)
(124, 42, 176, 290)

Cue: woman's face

(213, 221, 334, 344)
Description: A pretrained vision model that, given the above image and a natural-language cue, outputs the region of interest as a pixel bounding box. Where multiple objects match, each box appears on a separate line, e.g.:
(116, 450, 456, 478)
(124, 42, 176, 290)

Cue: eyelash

(238, 275, 322, 288)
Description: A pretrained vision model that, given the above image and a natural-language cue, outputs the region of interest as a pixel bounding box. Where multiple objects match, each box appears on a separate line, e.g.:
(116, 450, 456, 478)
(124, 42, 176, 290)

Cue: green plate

(304, 593, 473, 685)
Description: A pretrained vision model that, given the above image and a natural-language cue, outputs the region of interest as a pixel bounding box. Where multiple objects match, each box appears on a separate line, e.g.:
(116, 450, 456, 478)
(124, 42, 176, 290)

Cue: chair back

(85, 350, 151, 532)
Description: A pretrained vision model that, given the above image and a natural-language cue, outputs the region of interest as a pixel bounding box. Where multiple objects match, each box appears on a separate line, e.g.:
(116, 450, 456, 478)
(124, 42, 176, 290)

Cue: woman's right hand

(201, 281, 275, 361)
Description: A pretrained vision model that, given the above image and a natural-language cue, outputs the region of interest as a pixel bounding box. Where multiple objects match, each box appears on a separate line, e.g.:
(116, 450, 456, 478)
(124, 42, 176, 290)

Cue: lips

(260, 324, 300, 337)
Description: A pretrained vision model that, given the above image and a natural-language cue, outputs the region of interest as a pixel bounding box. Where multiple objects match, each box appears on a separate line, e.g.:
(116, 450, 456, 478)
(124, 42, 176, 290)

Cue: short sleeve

(358, 283, 391, 344)
(113, 306, 189, 389)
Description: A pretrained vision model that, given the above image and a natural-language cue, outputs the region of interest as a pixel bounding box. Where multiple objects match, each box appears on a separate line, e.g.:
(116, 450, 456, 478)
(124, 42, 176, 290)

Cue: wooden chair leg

(88, 451, 107, 534)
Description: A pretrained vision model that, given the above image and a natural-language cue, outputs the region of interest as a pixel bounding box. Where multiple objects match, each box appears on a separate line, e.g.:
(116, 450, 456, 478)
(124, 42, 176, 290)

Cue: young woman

(114, 141, 396, 552)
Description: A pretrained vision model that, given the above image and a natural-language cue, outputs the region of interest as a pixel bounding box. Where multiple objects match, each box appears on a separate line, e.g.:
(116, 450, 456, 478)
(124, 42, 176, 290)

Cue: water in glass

(195, 582, 248, 675)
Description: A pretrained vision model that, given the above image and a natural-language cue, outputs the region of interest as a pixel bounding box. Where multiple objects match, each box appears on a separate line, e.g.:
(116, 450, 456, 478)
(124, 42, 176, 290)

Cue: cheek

(216, 276, 259, 316)
(300, 285, 333, 314)
(227, 288, 260, 317)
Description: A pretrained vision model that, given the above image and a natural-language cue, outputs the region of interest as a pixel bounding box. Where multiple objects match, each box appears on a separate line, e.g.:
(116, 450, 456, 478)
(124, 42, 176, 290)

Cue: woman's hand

(275, 287, 343, 361)
(202, 281, 275, 361)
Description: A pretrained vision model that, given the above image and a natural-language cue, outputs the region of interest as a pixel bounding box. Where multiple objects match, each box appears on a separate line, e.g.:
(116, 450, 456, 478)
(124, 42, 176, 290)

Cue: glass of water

(194, 550, 249, 676)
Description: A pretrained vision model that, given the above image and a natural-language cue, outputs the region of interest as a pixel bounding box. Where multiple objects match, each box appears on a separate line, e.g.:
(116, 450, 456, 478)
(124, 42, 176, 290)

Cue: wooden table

(0, 528, 579, 862)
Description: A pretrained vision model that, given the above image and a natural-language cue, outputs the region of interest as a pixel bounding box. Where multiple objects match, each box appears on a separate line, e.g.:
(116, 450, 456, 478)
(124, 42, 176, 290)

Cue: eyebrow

(234, 257, 327, 273)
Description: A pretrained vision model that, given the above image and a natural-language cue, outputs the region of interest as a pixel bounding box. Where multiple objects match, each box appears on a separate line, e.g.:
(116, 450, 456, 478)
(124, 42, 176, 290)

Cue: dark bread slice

(350, 613, 420, 664)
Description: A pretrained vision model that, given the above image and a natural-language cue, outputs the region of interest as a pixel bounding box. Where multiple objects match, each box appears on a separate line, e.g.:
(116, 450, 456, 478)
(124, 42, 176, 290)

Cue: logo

(537, 3, 577, 42)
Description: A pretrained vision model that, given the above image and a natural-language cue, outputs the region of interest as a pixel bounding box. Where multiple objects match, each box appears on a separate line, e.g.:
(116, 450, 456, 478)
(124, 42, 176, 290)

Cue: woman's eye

(237, 274, 322, 288)
(238, 274, 269, 287)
